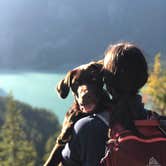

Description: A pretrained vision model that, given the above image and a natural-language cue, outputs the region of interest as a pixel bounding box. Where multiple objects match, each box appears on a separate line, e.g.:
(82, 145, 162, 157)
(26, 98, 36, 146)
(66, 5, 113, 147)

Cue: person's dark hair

(104, 42, 148, 95)
(103, 42, 148, 135)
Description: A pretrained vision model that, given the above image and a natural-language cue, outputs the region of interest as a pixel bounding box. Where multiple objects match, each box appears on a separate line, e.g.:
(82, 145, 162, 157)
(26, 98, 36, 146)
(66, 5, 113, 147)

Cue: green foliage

(142, 53, 166, 115)
(0, 94, 60, 165)
(0, 94, 37, 166)
(43, 131, 60, 163)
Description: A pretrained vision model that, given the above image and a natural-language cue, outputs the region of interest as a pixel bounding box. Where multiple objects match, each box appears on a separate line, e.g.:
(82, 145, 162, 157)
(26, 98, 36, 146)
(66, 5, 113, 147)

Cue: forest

(0, 94, 60, 166)
(142, 53, 166, 116)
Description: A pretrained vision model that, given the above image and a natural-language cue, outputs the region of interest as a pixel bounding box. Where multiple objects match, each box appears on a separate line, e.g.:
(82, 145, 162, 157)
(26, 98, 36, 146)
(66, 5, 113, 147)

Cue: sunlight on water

(0, 72, 73, 123)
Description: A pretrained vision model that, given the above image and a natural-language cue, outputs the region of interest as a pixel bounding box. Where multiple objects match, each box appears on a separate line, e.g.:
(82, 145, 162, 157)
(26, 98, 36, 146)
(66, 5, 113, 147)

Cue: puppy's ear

(56, 71, 72, 98)
(92, 60, 105, 87)
(97, 59, 104, 65)
(92, 60, 104, 71)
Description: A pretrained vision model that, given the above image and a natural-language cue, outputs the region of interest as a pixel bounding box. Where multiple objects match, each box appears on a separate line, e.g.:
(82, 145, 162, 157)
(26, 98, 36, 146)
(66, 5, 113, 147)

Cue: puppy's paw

(57, 110, 87, 146)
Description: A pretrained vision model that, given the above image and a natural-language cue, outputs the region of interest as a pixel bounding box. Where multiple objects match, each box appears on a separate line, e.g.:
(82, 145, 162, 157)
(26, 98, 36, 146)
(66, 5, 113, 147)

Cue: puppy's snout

(78, 85, 89, 97)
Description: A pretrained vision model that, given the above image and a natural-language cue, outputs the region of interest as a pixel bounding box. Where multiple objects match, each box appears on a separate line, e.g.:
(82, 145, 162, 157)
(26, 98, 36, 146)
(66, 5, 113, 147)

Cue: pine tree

(0, 94, 37, 166)
(43, 132, 60, 163)
(142, 53, 166, 115)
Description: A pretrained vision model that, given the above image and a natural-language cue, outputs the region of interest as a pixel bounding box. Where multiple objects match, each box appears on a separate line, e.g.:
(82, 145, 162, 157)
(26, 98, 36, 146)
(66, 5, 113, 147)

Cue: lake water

(0, 72, 73, 123)
(0, 72, 153, 124)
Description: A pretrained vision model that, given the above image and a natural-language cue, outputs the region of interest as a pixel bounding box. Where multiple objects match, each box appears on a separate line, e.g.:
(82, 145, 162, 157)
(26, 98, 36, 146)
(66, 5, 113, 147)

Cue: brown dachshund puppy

(44, 61, 111, 166)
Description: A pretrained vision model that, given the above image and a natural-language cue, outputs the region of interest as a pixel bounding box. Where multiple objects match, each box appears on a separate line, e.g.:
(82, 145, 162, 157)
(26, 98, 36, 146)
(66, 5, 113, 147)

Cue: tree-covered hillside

(0, 95, 60, 165)
(142, 53, 166, 115)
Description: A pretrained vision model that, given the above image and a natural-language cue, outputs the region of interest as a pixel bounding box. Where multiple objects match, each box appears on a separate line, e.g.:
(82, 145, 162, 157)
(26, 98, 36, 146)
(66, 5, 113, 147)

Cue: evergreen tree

(0, 94, 37, 166)
(142, 53, 166, 115)
(43, 131, 60, 163)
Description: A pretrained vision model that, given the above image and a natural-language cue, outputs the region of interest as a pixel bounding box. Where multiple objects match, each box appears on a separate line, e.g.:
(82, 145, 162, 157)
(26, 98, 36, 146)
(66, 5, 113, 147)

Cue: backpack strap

(134, 120, 166, 136)
(146, 110, 161, 120)
(134, 120, 160, 126)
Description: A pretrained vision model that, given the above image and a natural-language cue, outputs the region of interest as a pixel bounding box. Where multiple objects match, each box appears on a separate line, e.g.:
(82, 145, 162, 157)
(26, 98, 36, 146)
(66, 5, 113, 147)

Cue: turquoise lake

(0, 72, 152, 124)
(0, 72, 73, 123)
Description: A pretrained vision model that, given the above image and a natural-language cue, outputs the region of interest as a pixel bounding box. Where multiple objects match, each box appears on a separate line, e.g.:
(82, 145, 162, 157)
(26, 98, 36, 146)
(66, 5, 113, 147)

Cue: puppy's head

(56, 61, 104, 112)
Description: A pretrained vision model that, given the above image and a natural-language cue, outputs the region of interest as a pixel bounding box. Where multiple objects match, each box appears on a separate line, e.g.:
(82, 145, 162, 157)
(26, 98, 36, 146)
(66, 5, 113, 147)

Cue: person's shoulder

(74, 112, 109, 134)
(74, 115, 95, 133)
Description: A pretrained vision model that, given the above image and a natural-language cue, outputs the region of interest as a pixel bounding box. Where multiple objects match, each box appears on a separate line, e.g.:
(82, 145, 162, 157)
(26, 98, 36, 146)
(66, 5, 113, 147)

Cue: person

(61, 100, 110, 166)
(61, 41, 159, 165)
(103, 42, 162, 135)
(101, 42, 166, 166)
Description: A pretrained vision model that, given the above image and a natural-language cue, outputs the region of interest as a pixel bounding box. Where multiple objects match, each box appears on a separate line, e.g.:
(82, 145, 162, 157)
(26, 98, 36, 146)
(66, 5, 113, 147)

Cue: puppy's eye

(71, 80, 79, 92)
(90, 75, 98, 81)
(74, 80, 79, 86)
(91, 70, 96, 74)
(75, 81, 79, 85)
(72, 79, 79, 86)
(92, 77, 97, 81)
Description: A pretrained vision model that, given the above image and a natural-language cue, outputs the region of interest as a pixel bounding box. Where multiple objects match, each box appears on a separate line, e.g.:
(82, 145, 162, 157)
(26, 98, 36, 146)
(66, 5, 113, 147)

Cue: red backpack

(101, 120, 166, 166)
